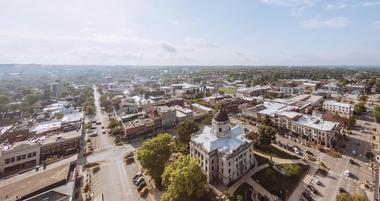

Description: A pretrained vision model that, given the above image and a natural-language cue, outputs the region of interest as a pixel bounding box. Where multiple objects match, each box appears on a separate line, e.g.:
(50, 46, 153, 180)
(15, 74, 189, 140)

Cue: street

(276, 134, 372, 201)
(86, 85, 152, 201)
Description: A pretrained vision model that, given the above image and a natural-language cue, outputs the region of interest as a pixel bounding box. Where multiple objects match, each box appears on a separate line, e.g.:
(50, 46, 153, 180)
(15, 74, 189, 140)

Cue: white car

(344, 170, 350, 177)
(313, 178, 321, 185)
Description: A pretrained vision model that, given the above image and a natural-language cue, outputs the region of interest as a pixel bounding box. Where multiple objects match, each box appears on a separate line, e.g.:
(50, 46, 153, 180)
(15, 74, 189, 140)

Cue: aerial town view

(0, 1, 380, 201)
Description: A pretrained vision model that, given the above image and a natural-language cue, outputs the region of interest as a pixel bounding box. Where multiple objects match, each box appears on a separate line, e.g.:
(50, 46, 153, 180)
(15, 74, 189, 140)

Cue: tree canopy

(336, 193, 368, 201)
(175, 120, 199, 144)
(161, 155, 207, 201)
(137, 133, 172, 184)
(257, 125, 276, 146)
(353, 101, 366, 115)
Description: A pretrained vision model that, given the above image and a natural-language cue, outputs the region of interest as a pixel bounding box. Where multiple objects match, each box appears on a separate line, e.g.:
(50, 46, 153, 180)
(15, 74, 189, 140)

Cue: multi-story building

(235, 85, 271, 98)
(0, 130, 81, 176)
(277, 111, 340, 147)
(280, 86, 305, 95)
(157, 106, 177, 128)
(0, 140, 41, 176)
(124, 118, 154, 138)
(323, 100, 352, 118)
(171, 105, 193, 122)
(190, 108, 255, 185)
(171, 83, 202, 99)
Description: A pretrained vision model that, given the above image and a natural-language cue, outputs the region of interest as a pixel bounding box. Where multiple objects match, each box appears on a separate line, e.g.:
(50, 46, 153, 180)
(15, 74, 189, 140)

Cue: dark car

(302, 192, 312, 201)
(308, 185, 316, 194)
(132, 172, 142, 182)
(339, 187, 348, 194)
(137, 181, 146, 191)
(135, 177, 145, 186)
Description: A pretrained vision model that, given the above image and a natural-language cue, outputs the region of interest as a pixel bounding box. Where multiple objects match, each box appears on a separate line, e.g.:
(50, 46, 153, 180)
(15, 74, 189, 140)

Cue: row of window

(4, 152, 37, 165)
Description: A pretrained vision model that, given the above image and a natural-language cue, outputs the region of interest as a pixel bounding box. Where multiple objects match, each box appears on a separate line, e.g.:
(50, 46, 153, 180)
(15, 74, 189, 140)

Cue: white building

(277, 111, 340, 147)
(190, 108, 255, 185)
(323, 100, 352, 118)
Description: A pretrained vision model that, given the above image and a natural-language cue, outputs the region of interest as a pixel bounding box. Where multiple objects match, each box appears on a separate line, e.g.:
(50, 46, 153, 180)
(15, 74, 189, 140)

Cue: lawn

(252, 164, 309, 200)
(218, 87, 236, 95)
(233, 182, 253, 201)
(254, 154, 269, 167)
(255, 145, 300, 160)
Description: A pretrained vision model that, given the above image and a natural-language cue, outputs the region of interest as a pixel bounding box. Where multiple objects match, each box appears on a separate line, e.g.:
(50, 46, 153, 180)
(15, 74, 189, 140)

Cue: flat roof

(0, 165, 69, 201)
(30, 121, 61, 134)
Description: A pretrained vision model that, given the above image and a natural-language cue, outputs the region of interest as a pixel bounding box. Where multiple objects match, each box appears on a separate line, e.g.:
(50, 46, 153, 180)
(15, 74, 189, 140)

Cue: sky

(0, 0, 380, 66)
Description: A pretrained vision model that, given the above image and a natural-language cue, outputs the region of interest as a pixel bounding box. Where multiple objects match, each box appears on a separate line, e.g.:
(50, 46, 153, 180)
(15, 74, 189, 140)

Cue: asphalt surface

(87, 85, 151, 201)
(276, 134, 372, 201)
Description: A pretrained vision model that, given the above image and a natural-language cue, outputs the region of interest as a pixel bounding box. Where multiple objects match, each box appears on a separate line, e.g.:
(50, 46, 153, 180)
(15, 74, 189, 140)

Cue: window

(32, 152, 36, 157)
(10, 157, 15, 162)
(28, 153, 32, 158)
(212, 167, 214, 171)
(211, 159, 214, 164)
(219, 128, 222, 132)
(5, 158, 10, 164)
(22, 154, 26, 160)
(229, 162, 231, 166)
(228, 169, 231, 174)
(17, 156, 21, 161)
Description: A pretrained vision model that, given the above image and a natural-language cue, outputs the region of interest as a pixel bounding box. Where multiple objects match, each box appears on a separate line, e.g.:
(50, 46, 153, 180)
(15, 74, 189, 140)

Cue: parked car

(126, 157, 135, 164)
(339, 187, 347, 194)
(137, 181, 146, 191)
(132, 172, 142, 182)
(313, 178, 321, 185)
(344, 170, 350, 177)
(349, 159, 355, 164)
(140, 187, 149, 197)
(302, 192, 312, 201)
(308, 185, 317, 194)
(135, 177, 145, 186)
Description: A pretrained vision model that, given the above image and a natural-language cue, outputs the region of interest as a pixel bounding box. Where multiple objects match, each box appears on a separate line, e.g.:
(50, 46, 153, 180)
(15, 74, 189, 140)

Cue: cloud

(362, 1, 380, 7)
(374, 21, 380, 29)
(257, 0, 317, 16)
(299, 17, 350, 29)
(325, 3, 354, 10)
(160, 42, 177, 54)
(325, 1, 380, 10)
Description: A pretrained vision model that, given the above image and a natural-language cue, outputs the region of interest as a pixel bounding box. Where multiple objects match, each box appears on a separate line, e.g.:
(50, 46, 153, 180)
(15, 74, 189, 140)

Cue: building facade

(323, 100, 352, 118)
(190, 108, 255, 185)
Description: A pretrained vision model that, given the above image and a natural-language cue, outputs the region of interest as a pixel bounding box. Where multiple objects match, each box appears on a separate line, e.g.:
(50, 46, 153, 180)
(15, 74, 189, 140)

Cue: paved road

(276, 134, 372, 201)
(87, 85, 151, 201)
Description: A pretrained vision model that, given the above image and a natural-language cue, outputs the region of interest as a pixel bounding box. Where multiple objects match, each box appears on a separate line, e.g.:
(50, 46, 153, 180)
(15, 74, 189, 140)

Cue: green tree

(347, 115, 356, 129)
(336, 193, 351, 201)
(84, 105, 96, 115)
(0, 95, 10, 106)
(336, 193, 369, 201)
(258, 125, 276, 147)
(137, 133, 172, 185)
(353, 102, 366, 115)
(261, 115, 270, 126)
(176, 120, 199, 144)
(161, 155, 207, 201)
(358, 95, 368, 102)
(374, 106, 380, 123)
(107, 117, 121, 129)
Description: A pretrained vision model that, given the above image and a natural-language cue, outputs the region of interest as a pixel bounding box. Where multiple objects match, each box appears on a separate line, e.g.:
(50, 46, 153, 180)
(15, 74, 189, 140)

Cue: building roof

(214, 108, 229, 122)
(61, 112, 84, 124)
(192, 125, 249, 155)
(323, 100, 351, 108)
(296, 114, 338, 131)
(30, 121, 61, 134)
